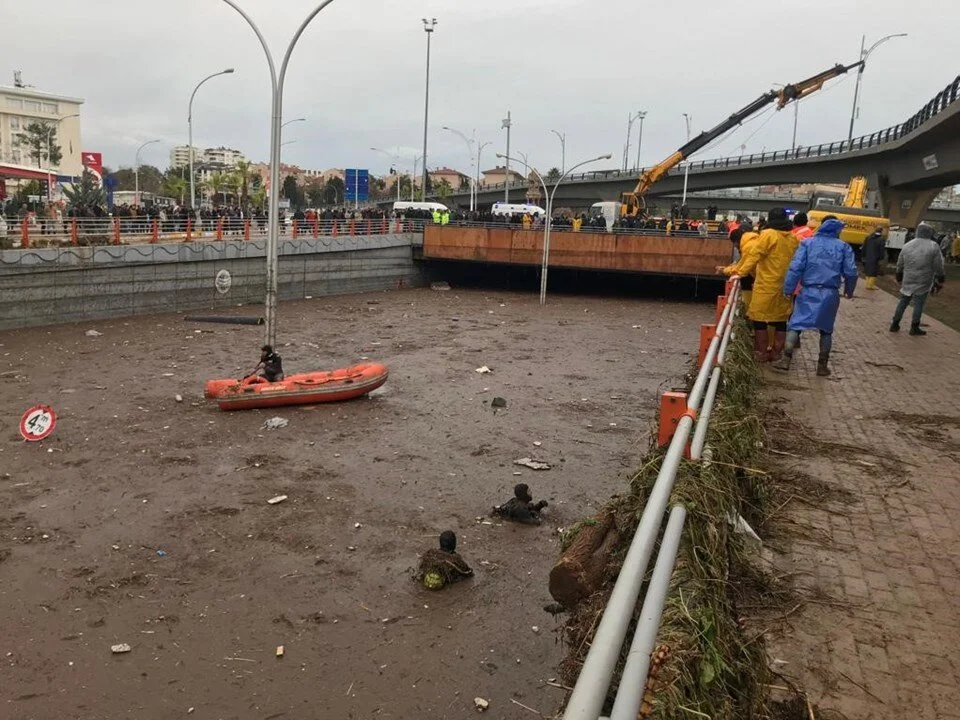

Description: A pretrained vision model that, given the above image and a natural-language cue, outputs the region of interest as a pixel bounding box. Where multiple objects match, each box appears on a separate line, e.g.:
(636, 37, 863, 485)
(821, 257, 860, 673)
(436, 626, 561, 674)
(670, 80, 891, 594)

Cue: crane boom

(622, 60, 865, 216)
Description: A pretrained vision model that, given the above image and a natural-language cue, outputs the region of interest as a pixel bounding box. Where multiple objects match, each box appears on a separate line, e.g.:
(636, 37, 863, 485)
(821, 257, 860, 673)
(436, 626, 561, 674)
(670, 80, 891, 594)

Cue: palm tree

(206, 172, 227, 207)
(234, 160, 252, 208)
(163, 176, 187, 205)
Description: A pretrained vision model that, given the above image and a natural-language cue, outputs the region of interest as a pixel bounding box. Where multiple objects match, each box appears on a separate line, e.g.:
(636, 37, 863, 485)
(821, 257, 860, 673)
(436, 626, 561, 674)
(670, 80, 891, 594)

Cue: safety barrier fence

(562, 277, 741, 720)
(3, 216, 424, 249)
(406, 220, 732, 239)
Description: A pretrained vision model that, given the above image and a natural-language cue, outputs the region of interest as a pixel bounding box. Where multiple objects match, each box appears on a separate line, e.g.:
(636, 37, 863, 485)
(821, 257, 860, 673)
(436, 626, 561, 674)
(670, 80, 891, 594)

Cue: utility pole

(502, 111, 512, 203)
(635, 111, 647, 169)
(421, 18, 437, 199)
(681, 113, 692, 206)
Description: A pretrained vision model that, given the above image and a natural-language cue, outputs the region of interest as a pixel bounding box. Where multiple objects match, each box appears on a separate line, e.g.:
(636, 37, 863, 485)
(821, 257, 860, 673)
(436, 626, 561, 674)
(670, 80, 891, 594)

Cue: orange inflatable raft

(204, 362, 389, 411)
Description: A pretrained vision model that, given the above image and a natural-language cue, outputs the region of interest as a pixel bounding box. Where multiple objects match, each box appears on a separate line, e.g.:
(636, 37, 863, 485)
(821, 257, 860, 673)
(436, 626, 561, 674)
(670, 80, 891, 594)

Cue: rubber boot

(889, 321, 900, 333)
(753, 329, 769, 362)
(816, 353, 831, 377)
(768, 331, 787, 362)
(866, 276, 877, 290)
(772, 347, 793, 372)
(909, 323, 927, 336)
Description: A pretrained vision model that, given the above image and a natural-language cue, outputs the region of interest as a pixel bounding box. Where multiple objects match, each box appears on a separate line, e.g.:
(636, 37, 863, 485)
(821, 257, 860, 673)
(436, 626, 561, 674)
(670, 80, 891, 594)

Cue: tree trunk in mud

(549, 509, 620, 609)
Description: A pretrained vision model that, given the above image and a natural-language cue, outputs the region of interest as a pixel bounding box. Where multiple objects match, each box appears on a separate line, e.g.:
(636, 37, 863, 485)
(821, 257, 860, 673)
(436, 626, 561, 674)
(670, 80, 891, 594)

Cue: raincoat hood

(816, 218, 845, 238)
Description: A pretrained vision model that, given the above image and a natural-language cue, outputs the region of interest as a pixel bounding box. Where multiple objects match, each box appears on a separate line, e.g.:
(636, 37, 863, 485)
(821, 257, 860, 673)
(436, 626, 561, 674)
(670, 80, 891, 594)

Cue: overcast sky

(2, 0, 956, 179)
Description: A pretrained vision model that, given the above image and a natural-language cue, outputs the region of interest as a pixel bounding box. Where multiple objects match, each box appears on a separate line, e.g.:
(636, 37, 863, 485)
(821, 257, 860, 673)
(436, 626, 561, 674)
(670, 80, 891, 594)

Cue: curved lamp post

(848, 33, 907, 144)
(498, 151, 612, 305)
(220, 0, 338, 347)
(135, 139, 161, 207)
(550, 129, 566, 174)
(442, 126, 475, 210)
(475, 140, 491, 208)
(189, 68, 234, 210)
(371, 147, 402, 202)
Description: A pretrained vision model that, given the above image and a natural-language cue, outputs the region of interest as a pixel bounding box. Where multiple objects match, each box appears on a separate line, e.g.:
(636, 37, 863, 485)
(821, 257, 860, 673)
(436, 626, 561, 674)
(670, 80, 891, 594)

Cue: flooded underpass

(0, 278, 717, 719)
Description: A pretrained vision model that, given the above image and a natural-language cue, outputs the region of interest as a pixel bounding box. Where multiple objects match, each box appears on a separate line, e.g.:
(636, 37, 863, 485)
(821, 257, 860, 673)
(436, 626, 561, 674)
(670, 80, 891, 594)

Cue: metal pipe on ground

(184, 315, 265, 326)
(608, 505, 688, 720)
(562, 414, 695, 720)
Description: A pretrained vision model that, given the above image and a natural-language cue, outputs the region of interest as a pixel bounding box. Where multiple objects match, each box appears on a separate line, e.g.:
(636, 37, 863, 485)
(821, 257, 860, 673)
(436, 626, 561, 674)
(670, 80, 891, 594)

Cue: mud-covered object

(416, 549, 473, 590)
(492, 497, 549, 525)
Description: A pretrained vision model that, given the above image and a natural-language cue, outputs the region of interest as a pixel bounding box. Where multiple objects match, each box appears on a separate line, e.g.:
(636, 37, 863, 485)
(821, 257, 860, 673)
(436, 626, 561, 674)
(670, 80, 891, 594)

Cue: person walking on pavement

(773, 218, 858, 377)
(862, 227, 886, 290)
(890, 222, 945, 335)
(719, 208, 798, 362)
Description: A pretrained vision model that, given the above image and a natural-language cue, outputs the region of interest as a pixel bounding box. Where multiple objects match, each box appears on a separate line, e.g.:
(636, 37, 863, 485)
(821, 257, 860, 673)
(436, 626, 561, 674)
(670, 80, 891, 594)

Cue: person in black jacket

(492, 484, 548, 525)
(255, 345, 284, 382)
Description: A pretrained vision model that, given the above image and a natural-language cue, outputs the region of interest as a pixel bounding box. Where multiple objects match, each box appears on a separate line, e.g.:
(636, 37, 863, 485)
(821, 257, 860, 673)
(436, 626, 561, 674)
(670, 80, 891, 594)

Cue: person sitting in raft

(255, 344, 284, 382)
(416, 530, 473, 590)
(492, 483, 549, 525)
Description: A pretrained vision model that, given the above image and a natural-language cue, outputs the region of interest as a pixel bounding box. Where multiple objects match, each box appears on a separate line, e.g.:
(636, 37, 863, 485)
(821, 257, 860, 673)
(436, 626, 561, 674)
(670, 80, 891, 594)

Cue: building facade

(481, 166, 526, 187)
(170, 145, 199, 170)
(0, 77, 84, 175)
(170, 145, 246, 170)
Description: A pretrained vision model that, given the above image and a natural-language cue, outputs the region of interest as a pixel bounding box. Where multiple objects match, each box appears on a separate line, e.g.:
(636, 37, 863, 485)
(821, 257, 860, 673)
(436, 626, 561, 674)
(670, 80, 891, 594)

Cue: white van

(590, 201, 620, 232)
(393, 201, 448, 214)
(491, 202, 545, 218)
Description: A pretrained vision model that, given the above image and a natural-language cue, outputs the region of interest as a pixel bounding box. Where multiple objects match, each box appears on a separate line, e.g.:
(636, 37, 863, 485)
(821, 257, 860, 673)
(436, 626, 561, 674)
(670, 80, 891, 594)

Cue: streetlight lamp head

(223, 68, 235, 74)
(639, 111, 647, 119)
(496, 153, 505, 159)
(600, 154, 613, 160)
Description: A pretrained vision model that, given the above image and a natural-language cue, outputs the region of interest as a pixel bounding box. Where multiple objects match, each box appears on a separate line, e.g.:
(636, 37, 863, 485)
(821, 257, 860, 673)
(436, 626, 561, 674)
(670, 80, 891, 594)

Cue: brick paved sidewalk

(760, 287, 960, 720)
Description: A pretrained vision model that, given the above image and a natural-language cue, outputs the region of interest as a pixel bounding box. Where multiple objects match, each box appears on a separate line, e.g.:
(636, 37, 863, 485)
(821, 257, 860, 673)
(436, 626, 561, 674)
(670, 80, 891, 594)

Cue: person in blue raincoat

(773, 217, 857, 377)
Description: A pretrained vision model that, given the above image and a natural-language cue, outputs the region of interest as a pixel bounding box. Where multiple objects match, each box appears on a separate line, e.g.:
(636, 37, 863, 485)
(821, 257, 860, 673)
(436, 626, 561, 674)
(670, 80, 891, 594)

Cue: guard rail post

(186, 219, 193, 242)
(312, 217, 319, 238)
(112, 218, 121, 245)
(243, 219, 251, 241)
(71, 219, 79, 246)
(332, 220, 338, 237)
(366, 218, 372, 235)
(216, 216, 224, 241)
(292, 219, 299, 240)
(381, 218, 387, 234)
(20, 218, 29, 249)
(349, 219, 355, 236)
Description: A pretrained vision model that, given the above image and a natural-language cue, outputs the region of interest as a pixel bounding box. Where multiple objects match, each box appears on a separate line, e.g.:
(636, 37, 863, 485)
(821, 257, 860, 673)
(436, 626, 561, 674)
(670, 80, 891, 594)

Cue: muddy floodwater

(1, 287, 707, 719)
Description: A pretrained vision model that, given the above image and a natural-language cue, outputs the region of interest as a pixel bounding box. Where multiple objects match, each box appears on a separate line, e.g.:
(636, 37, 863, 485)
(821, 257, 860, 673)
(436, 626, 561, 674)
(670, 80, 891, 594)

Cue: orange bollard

(312, 217, 319, 238)
(292, 219, 299, 239)
(244, 219, 251, 241)
(724, 277, 736, 296)
(186, 218, 193, 242)
(366, 218, 372, 235)
(332, 220, 338, 237)
(216, 216, 224, 241)
(350, 219, 355, 236)
(698, 324, 717, 368)
(21, 218, 30, 249)
(150, 219, 158, 243)
(71, 218, 79, 246)
(658, 392, 692, 450)
(381, 218, 387, 234)
(113, 218, 121, 245)
(715, 295, 728, 324)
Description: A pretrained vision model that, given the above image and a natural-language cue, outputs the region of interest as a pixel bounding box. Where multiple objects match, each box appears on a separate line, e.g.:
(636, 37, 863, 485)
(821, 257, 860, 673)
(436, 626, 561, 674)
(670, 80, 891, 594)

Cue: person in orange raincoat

(719, 208, 799, 361)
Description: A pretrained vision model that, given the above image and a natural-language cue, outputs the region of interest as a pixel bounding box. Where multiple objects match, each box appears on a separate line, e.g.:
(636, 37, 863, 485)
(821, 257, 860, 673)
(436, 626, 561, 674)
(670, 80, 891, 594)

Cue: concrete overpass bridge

(441, 72, 960, 228)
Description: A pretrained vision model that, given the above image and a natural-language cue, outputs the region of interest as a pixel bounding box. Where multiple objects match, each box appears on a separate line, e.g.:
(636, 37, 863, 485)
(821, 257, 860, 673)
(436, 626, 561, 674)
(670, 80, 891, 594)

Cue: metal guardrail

(563, 279, 741, 720)
(2, 216, 414, 248)
(468, 74, 960, 195)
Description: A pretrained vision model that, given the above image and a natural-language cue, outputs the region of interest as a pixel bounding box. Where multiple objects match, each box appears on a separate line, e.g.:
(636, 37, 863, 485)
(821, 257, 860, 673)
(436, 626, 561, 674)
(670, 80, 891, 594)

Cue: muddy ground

(0, 287, 707, 720)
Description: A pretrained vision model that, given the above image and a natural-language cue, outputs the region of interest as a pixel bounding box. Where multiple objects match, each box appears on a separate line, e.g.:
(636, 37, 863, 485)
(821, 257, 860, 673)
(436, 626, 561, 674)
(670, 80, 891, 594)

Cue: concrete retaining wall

(0, 234, 424, 330)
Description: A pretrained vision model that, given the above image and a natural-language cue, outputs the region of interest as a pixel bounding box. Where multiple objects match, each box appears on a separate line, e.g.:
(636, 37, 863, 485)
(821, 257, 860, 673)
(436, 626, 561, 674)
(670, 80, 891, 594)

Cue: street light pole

(220, 0, 338, 348)
(623, 111, 642, 171)
(848, 32, 907, 145)
(634, 111, 647, 169)
(500, 152, 613, 305)
(45, 112, 79, 201)
(411, 155, 422, 201)
(371, 147, 402, 202)
(188, 68, 235, 211)
(442, 126, 476, 211)
(134, 139, 161, 207)
(550, 129, 566, 174)
(502, 111, 512, 203)
(421, 18, 437, 199)
(681, 113, 692, 206)
(476, 140, 491, 210)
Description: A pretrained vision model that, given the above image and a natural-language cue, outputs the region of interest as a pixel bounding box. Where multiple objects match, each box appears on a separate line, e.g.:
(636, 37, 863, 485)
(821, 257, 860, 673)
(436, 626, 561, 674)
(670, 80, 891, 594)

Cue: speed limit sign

(19, 405, 57, 442)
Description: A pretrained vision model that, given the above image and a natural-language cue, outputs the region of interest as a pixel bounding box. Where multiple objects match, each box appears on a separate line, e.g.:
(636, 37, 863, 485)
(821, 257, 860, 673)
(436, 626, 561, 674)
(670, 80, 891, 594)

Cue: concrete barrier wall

(0, 234, 424, 330)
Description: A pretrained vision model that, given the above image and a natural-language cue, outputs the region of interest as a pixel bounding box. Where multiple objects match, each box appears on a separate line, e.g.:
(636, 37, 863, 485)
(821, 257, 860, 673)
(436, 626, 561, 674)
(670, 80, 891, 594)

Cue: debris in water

(276, 645, 284, 658)
(514, 458, 550, 471)
(267, 495, 288, 505)
(85, 329, 102, 337)
(431, 281, 451, 291)
(491, 397, 507, 408)
(175, 394, 184, 403)
(263, 417, 289, 430)
(474, 697, 489, 711)
(475, 366, 492, 374)
(111, 643, 132, 654)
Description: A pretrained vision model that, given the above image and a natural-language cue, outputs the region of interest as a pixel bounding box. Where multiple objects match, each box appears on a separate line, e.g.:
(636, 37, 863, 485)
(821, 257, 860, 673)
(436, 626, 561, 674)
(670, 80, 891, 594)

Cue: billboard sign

(344, 169, 369, 204)
(82, 152, 104, 186)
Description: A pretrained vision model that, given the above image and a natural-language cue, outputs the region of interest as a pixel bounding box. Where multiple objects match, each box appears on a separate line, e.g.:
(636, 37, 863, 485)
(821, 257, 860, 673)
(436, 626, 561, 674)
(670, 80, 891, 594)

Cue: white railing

(563, 278, 741, 720)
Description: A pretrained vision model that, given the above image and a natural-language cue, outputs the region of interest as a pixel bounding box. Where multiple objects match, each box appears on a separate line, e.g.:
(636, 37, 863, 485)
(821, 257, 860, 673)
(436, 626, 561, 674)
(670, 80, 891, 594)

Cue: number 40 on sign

(19, 405, 57, 442)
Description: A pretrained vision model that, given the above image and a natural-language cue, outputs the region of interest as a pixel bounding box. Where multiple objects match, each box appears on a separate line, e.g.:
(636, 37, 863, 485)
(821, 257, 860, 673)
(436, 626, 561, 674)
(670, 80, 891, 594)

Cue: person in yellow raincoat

(719, 220, 760, 315)
(719, 208, 799, 361)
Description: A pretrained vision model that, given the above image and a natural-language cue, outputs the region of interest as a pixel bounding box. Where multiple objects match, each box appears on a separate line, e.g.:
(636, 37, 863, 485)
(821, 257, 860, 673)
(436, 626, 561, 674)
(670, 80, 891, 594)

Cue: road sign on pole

(344, 169, 369, 206)
(20, 404, 57, 442)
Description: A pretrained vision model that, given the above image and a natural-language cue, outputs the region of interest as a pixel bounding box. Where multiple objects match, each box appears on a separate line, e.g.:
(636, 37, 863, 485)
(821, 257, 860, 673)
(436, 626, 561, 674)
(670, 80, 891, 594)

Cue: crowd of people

(719, 208, 947, 377)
